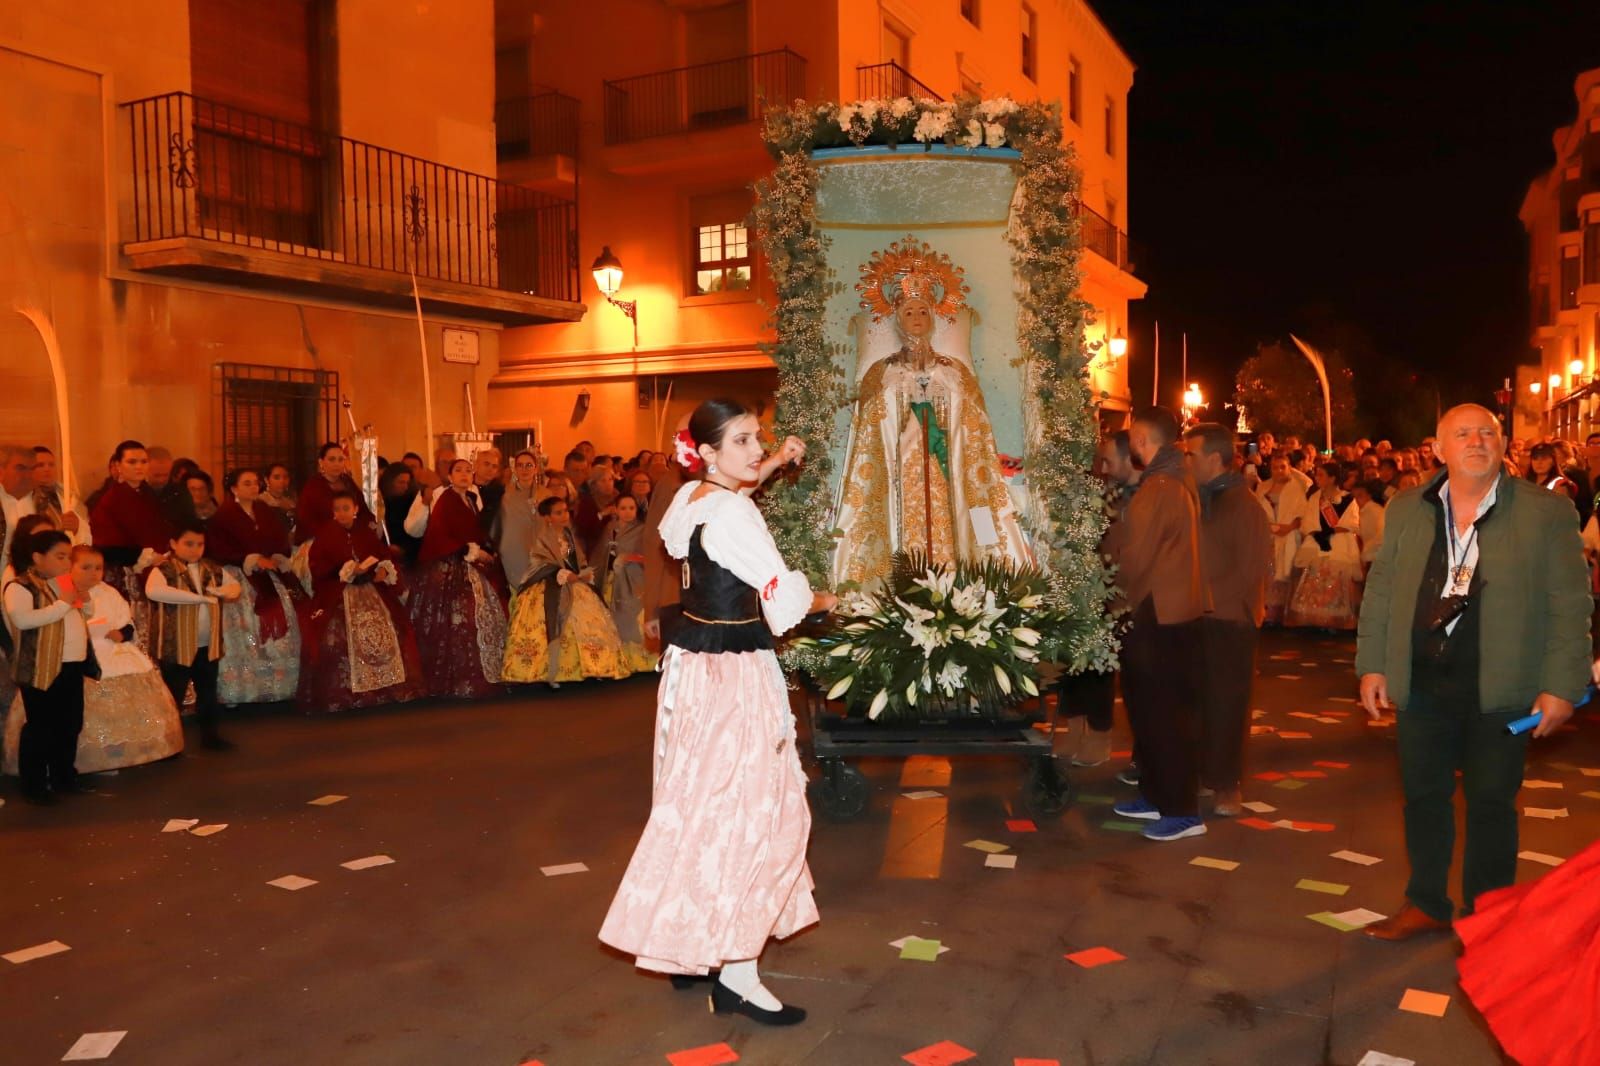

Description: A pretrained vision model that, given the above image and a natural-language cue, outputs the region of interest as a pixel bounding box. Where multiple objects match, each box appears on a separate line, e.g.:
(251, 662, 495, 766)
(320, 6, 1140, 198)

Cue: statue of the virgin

(831, 237, 1031, 588)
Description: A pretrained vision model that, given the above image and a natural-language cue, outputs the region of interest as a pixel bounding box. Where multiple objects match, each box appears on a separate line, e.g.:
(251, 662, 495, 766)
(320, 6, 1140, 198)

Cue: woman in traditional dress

(4, 544, 182, 776)
(206, 469, 304, 705)
(1255, 452, 1310, 626)
(296, 490, 427, 713)
(294, 442, 374, 545)
(411, 459, 508, 699)
(88, 440, 174, 649)
(261, 462, 298, 540)
(600, 400, 828, 1024)
(1285, 461, 1363, 630)
(496, 449, 547, 586)
(501, 494, 627, 686)
(597, 494, 657, 674)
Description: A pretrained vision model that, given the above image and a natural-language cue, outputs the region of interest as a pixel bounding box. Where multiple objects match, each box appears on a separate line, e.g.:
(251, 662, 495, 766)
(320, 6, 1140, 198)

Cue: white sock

(718, 958, 781, 1011)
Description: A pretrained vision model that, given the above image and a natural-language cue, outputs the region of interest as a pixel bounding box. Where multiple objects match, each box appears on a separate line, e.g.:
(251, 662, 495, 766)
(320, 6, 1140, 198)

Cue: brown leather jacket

(1113, 449, 1209, 625)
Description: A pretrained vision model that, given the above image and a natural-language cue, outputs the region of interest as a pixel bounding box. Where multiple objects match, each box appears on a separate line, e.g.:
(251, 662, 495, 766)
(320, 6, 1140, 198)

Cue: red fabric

(294, 474, 373, 545)
(417, 488, 485, 565)
(1456, 839, 1600, 1066)
(207, 498, 292, 565)
(90, 481, 173, 552)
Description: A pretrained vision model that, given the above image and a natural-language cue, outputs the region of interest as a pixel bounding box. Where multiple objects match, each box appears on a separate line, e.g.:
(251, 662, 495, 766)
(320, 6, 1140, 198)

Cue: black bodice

(663, 524, 772, 654)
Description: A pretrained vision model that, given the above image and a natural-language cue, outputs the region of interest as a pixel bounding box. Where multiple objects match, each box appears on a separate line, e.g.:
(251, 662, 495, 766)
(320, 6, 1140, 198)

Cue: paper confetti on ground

(1064, 946, 1125, 968)
(4, 940, 71, 965)
(1005, 819, 1037, 832)
(985, 853, 1018, 869)
(1331, 850, 1382, 866)
(1100, 820, 1145, 833)
(540, 862, 589, 876)
(899, 937, 944, 962)
(1240, 801, 1278, 814)
(889, 936, 949, 958)
(1356, 1053, 1415, 1066)
(1252, 771, 1287, 782)
(341, 855, 395, 871)
(189, 824, 227, 837)
(1398, 989, 1451, 1017)
(1273, 779, 1309, 791)
(901, 1040, 976, 1066)
(964, 839, 1010, 853)
(1314, 761, 1350, 769)
(1518, 851, 1565, 866)
(902, 790, 943, 800)
(1237, 817, 1281, 831)
(1189, 856, 1240, 871)
(1307, 912, 1359, 931)
(1583, 791, 1600, 801)
(1522, 780, 1563, 789)
(1289, 770, 1328, 779)
(161, 819, 199, 833)
(307, 795, 348, 806)
(1329, 908, 1386, 928)
(1523, 807, 1569, 819)
(61, 1031, 128, 1061)
(667, 1043, 740, 1066)
(266, 875, 317, 891)
(1277, 731, 1314, 739)
(1296, 878, 1350, 896)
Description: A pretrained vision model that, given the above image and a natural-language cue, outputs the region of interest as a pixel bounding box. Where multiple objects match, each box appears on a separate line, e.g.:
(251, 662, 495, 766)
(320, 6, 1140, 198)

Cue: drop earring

(708, 462, 719, 475)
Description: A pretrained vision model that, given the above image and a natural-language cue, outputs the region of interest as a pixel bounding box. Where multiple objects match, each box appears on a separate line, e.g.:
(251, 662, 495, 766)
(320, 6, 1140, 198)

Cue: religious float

(754, 95, 1118, 819)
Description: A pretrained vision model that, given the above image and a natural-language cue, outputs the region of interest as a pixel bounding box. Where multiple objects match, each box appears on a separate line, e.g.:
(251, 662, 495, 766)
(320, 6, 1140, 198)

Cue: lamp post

(1108, 330, 1128, 361)
(590, 246, 639, 350)
(1181, 382, 1204, 425)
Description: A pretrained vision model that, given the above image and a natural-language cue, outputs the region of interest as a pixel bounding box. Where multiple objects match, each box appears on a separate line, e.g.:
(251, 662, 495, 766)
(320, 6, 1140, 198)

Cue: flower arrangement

(787, 553, 1085, 721)
(753, 94, 1119, 680)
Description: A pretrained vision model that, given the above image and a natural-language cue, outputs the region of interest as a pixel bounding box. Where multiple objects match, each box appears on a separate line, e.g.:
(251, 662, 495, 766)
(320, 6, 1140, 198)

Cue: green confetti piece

(1101, 819, 1146, 833)
(1273, 779, 1309, 791)
(1306, 911, 1359, 932)
(899, 937, 942, 962)
(1296, 878, 1351, 896)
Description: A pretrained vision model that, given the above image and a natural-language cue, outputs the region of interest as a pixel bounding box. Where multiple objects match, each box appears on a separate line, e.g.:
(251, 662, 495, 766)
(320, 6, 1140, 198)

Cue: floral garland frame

(753, 94, 1118, 674)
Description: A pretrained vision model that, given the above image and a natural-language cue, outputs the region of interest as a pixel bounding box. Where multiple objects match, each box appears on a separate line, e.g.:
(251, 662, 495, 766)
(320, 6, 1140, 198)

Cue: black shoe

(670, 974, 713, 991)
(200, 734, 236, 752)
(21, 787, 57, 806)
(709, 979, 806, 1026)
(58, 779, 98, 795)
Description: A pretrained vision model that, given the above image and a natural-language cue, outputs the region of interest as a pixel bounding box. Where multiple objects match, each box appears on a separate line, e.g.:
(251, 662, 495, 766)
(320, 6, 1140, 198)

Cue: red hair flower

(673, 428, 703, 472)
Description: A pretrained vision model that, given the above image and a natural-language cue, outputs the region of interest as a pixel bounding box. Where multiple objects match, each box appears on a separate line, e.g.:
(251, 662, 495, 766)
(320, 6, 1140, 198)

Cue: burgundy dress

(89, 481, 174, 650)
(295, 520, 426, 713)
(411, 489, 508, 699)
(208, 497, 306, 704)
(293, 474, 374, 545)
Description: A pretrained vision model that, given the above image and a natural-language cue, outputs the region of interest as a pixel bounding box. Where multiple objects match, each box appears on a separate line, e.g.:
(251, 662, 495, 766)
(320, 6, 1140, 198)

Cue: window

(1104, 96, 1116, 156)
(883, 18, 912, 69)
(1020, 5, 1037, 80)
(690, 191, 753, 296)
(1561, 251, 1580, 310)
(213, 363, 338, 483)
(960, 0, 980, 26)
(1068, 56, 1082, 124)
(1584, 214, 1600, 285)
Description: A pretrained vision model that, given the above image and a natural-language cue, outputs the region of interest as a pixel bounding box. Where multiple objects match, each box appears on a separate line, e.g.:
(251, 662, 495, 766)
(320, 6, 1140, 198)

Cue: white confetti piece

(1356, 1051, 1415, 1066)
(1330, 850, 1383, 866)
(1523, 807, 1569, 819)
(901, 790, 943, 800)
(1330, 908, 1386, 928)
(62, 1031, 128, 1060)
(1521, 780, 1564, 790)
(984, 853, 1017, 869)
(188, 824, 227, 837)
(1518, 851, 1565, 866)
(307, 795, 348, 806)
(161, 819, 198, 833)
(540, 862, 589, 876)
(1240, 801, 1277, 814)
(4, 940, 70, 965)
(341, 855, 395, 871)
(267, 875, 318, 891)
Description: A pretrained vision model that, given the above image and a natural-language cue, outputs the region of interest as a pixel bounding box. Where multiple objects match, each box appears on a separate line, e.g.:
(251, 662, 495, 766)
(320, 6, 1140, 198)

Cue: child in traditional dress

(598, 494, 657, 674)
(207, 468, 305, 705)
(89, 440, 173, 650)
(297, 490, 427, 713)
(4, 531, 96, 802)
(502, 496, 627, 686)
(5, 545, 182, 776)
(411, 459, 508, 699)
(145, 523, 241, 750)
(599, 399, 830, 1025)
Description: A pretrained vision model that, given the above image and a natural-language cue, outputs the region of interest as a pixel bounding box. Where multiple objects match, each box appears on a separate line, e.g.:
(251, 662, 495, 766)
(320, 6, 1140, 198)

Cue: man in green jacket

(1357, 404, 1591, 940)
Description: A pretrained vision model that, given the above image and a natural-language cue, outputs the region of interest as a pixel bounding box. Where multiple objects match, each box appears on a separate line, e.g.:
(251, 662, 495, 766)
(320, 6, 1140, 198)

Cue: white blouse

(658, 482, 813, 637)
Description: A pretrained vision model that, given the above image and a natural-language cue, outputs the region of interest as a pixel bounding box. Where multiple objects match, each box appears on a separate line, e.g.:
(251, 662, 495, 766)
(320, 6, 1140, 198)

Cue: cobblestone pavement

(4, 629, 1595, 1065)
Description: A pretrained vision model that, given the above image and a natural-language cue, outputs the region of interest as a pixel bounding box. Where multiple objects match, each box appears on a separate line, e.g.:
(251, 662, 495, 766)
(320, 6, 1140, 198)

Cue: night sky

(1090, 0, 1600, 430)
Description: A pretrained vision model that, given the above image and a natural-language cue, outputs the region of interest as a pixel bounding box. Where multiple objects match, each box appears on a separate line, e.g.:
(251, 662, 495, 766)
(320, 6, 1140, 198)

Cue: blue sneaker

(1143, 815, 1207, 842)
(1112, 796, 1161, 821)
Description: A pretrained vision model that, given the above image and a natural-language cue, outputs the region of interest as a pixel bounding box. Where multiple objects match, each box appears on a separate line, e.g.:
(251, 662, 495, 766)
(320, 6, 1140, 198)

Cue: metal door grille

(213, 363, 338, 482)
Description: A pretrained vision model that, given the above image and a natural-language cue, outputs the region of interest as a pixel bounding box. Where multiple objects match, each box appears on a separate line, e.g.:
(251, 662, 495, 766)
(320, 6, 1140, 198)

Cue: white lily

(1020, 674, 1039, 697)
(828, 643, 855, 658)
(905, 682, 918, 706)
(826, 675, 854, 700)
(993, 663, 1012, 695)
(1018, 593, 1043, 610)
(1013, 627, 1041, 647)
(867, 688, 890, 720)
(894, 596, 936, 624)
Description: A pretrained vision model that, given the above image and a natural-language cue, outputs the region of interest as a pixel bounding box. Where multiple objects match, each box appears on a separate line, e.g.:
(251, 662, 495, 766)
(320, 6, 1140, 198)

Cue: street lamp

(1181, 381, 1204, 423)
(1570, 358, 1586, 380)
(590, 246, 639, 349)
(1550, 373, 1562, 391)
(1108, 330, 1128, 360)
(1530, 381, 1542, 396)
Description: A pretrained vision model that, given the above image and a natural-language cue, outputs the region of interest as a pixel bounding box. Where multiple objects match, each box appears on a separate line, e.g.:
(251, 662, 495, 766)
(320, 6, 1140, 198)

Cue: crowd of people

(0, 437, 678, 804)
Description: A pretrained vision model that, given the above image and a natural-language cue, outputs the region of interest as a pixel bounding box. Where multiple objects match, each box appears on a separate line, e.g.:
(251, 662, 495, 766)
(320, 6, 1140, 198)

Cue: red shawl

(90, 481, 173, 552)
(295, 474, 373, 545)
(207, 498, 292, 565)
(417, 488, 485, 565)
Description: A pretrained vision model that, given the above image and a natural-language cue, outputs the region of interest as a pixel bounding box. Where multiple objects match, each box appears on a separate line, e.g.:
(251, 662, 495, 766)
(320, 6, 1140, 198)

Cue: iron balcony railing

(855, 61, 942, 102)
(1074, 200, 1134, 273)
(122, 91, 579, 303)
(495, 90, 581, 162)
(603, 48, 806, 145)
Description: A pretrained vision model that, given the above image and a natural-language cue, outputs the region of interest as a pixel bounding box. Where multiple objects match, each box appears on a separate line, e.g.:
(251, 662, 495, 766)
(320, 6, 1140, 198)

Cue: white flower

(826, 675, 854, 700)
(983, 122, 1007, 149)
(890, 97, 917, 119)
(950, 583, 985, 619)
(1020, 674, 1039, 697)
(964, 119, 983, 148)
(856, 98, 882, 119)
(904, 620, 945, 657)
(1013, 627, 1041, 647)
(978, 97, 1019, 120)
(895, 596, 935, 624)
(912, 109, 953, 143)
(828, 643, 855, 657)
(993, 663, 1013, 695)
(905, 682, 919, 706)
(912, 567, 956, 602)
(1018, 593, 1044, 610)
(935, 660, 967, 695)
(1013, 646, 1039, 662)
(867, 688, 890, 720)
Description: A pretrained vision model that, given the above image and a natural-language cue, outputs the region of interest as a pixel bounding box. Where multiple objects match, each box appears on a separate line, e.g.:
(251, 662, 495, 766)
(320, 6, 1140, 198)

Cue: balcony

(120, 92, 582, 325)
(603, 48, 806, 146)
(495, 91, 579, 195)
(1074, 201, 1136, 274)
(855, 61, 942, 102)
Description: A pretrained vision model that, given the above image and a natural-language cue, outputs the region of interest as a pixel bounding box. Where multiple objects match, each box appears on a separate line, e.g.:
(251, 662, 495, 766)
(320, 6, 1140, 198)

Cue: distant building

(491, 0, 1145, 456)
(1520, 67, 1600, 440)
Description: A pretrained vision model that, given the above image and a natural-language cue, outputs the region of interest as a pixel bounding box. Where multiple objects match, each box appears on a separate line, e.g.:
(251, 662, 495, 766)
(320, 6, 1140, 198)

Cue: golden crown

(856, 237, 969, 321)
